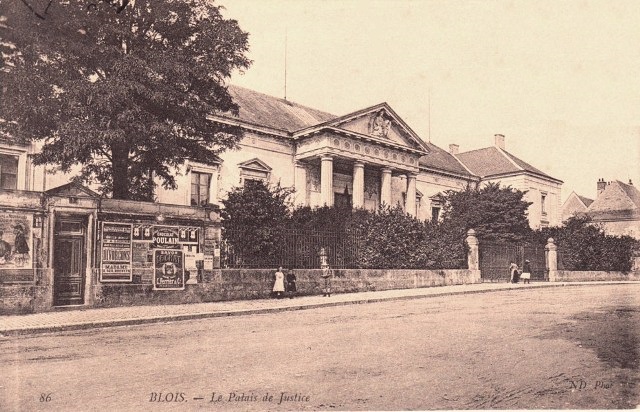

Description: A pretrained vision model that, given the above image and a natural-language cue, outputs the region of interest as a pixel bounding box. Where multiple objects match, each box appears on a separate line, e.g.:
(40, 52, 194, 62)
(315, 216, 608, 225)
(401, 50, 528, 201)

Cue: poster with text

(100, 222, 133, 282)
(153, 249, 185, 290)
(0, 211, 33, 270)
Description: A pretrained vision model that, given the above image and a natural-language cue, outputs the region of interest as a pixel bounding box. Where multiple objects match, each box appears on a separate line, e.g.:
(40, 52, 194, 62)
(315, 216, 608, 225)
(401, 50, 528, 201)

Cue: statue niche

(368, 110, 391, 138)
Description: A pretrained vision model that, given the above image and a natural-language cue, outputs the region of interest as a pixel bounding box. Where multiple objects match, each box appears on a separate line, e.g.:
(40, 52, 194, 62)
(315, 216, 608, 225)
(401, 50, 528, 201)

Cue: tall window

(431, 206, 441, 222)
(190, 172, 211, 206)
(541, 193, 547, 215)
(0, 154, 18, 190)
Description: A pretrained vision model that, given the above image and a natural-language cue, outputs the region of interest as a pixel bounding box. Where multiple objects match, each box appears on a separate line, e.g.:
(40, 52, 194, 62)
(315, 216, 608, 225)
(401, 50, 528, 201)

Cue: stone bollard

(546, 237, 558, 282)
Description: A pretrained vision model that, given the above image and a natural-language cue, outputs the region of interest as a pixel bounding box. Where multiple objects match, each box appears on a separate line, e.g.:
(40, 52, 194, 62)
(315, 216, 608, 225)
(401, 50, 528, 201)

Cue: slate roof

(455, 146, 561, 182)
(419, 142, 476, 178)
(227, 85, 336, 133)
(588, 180, 640, 213)
(577, 194, 594, 208)
(223, 85, 558, 183)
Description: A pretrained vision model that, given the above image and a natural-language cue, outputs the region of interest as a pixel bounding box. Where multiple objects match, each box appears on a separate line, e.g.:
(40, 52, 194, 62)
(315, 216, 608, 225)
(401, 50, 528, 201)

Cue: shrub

(531, 216, 637, 272)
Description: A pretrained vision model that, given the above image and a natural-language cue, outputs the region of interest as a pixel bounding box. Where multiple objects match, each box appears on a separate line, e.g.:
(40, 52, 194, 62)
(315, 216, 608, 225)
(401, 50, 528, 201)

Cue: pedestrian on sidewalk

(321, 268, 332, 297)
(509, 262, 519, 283)
(286, 269, 297, 299)
(521, 260, 532, 284)
(273, 267, 285, 299)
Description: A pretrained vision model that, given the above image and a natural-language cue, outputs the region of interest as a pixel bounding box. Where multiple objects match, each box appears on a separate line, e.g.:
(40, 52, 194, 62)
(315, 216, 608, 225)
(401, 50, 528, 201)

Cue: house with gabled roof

(454, 134, 563, 228)
(157, 85, 562, 228)
(561, 191, 594, 222)
(582, 179, 640, 239)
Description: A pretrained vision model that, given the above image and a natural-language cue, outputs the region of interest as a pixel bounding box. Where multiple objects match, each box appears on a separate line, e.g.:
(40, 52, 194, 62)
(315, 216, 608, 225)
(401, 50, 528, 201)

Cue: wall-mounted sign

(179, 227, 199, 244)
(150, 225, 200, 248)
(100, 222, 133, 282)
(132, 224, 153, 241)
(0, 211, 33, 271)
(153, 249, 185, 290)
(152, 226, 180, 249)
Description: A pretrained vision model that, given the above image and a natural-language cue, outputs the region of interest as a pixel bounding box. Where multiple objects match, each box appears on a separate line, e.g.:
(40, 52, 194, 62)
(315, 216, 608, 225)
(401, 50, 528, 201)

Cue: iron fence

(221, 228, 362, 269)
(479, 242, 547, 282)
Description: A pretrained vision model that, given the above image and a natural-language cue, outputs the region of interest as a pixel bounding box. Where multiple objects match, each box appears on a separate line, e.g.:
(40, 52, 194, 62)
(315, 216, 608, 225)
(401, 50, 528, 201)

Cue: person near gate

(521, 260, 532, 284)
(286, 269, 297, 299)
(509, 262, 520, 283)
(272, 266, 285, 299)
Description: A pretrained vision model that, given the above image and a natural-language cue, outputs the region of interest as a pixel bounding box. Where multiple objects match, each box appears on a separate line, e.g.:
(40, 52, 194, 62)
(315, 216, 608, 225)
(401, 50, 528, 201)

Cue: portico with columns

(291, 104, 428, 216)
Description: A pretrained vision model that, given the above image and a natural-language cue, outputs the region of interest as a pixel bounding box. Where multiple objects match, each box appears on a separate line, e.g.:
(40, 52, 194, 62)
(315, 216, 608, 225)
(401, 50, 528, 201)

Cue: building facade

(0, 84, 562, 313)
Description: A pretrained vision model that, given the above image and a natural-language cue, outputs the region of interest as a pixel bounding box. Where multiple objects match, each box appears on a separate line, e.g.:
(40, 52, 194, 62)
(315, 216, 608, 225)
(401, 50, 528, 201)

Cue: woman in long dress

(509, 262, 519, 283)
(273, 267, 285, 299)
(521, 260, 532, 284)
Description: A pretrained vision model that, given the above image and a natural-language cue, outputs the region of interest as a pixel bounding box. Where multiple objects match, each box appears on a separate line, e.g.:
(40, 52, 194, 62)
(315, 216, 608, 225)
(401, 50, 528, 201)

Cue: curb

(1, 281, 638, 336)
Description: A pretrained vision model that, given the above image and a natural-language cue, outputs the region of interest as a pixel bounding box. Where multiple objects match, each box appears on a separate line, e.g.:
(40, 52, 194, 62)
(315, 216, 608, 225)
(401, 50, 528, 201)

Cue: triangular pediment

(294, 103, 429, 153)
(45, 182, 100, 198)
(238, 158, 272, 172)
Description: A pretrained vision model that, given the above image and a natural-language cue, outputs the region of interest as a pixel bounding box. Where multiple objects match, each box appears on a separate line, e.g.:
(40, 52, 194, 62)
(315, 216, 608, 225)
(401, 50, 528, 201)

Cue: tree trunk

(111, 145, 130, 200)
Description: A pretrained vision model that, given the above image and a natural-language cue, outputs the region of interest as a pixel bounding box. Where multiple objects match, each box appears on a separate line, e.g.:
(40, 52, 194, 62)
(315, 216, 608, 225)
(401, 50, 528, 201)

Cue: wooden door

(53, 224, 86, 306)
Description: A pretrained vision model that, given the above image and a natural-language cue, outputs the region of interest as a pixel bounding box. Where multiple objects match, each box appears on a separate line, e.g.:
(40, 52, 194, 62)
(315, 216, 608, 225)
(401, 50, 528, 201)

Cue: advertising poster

(153, 249, 185, 290)
(0, 211, 33, 270)
(100, 222, 133, 282)
(152, 226, 181, 249)
(179, 227, 199, 244)
(131, 224, 152, 241)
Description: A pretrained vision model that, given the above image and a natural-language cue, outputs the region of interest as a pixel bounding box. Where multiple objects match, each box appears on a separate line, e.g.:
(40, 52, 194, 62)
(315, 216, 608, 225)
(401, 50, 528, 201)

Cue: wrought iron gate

(479, 242, 547, 282)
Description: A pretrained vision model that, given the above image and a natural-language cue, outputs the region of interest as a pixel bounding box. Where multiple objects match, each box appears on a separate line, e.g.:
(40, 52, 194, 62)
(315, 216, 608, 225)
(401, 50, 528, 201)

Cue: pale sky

(222, 0, 640, 203)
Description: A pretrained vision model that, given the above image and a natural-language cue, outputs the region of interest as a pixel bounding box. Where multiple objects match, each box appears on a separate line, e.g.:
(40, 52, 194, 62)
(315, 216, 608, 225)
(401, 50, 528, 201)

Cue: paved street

(1, 284, 639, 411)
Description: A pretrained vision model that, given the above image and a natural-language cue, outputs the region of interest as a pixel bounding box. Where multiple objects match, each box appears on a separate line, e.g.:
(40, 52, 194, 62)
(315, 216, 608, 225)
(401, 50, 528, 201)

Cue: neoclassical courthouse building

(0, 84, 562, 312)
(156, 85, 563, 227)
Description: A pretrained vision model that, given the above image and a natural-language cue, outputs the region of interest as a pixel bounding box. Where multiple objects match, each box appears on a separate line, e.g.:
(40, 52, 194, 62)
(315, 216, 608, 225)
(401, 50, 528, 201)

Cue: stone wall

(554, 270, 640, 282)
(92, 268, 481, 308)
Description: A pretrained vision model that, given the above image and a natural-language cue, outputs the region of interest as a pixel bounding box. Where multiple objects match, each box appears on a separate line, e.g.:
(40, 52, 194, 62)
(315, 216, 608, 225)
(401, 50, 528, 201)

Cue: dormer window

(238, 158, 271, 187)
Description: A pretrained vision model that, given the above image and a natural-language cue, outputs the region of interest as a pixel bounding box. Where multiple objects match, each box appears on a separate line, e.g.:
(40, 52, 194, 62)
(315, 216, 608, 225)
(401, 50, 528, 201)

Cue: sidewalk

(1, 281, 638, 336)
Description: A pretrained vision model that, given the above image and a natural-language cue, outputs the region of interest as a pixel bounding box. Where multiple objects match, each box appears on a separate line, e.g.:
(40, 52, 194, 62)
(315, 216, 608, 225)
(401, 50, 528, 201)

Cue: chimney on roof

(597, 178, 606, 196)
(494, 134, 505, 150)
(629, 179, 633, 186)
(449, 144, 459, 155)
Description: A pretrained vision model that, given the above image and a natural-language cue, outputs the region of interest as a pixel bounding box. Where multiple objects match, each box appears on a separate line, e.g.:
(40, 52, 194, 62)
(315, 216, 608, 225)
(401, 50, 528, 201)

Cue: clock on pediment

(368, 110, 392, 138)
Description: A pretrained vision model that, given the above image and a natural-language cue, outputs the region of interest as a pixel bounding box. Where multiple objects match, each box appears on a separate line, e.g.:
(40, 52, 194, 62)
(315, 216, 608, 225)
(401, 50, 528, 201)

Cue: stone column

(352, 162, 365, 208)
(294, 161, 308, 207)
(466, 229, 481, 283)
(320, 156, 334, 207)
(406, 173, 417, 217)
(546, 237, 558, 282)
(380, 168, 392, 206)
(466, 229, 479, 270)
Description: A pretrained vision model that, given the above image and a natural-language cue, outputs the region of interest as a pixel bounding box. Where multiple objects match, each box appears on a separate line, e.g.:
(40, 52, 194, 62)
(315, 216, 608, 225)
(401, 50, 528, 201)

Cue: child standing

(521, 260, 532, 284)
(273, 267, 285, 299)
(286, 269, 297, 299)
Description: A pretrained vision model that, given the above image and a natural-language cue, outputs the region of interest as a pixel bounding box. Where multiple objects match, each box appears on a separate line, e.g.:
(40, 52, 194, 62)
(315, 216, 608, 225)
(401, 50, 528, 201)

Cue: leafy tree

(220, 181, 294, 267)
(1, 0, 250, 200)
(440, 182, 532, 242)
